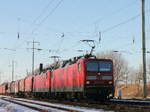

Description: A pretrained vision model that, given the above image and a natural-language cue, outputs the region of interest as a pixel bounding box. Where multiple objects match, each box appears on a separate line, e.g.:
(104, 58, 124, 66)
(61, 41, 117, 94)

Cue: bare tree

(147, 58, 150, 81)
(135, 66, 143, 84)
(97, 51, 129, 87)
(135, 60, 150, 84)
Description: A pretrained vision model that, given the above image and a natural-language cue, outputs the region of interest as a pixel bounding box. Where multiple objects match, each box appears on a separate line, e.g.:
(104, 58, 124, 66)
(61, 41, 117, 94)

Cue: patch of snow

(8, 99, 68, 112)
(1, 96, 114, 112)
(0, 99, 37, 112)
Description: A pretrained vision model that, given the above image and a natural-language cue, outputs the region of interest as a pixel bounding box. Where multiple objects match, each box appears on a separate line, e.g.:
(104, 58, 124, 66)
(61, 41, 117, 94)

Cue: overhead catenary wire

(31, 0, 64, 35)
(14, 0, 55, 41)
(12, 2, 149, 57)
(70, 1, 141, 48)
(13, 0, 140, 52)
(91, 1, 149, 45)
(95, 8, 150, 50)
(102, 14, 140, 33)
(31, 0, 55, 26)
(13, 0, 64, 51)
(94, 0, 139, 24)
(73, 0, 139, 36)
(96, 8, 150, 36)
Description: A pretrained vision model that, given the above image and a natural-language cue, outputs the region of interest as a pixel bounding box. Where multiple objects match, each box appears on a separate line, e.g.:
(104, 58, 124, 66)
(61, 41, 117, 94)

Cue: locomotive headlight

(109, 93, 113, 97)
(86, 81, 90, 84)
(108, 81, 113, 84)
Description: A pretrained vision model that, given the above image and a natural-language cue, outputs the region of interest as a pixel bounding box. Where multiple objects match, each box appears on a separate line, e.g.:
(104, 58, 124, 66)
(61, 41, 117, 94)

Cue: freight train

(0, 56, 114, 100)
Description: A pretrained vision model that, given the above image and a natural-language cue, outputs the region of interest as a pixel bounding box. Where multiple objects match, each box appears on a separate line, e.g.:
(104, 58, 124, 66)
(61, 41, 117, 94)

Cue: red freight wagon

(14, 80, 19, 95)
(1, 85, 4, 95)
(19, 79, 25, 92)
(10, 81, 15, 94)
(0, 84, 5, 95)
(33, 71, 51, 93)
(0, 85, 2, 95)
(7, 83, 11, 94)
(25, 76, 34, 94)
(2, 85, 5, 95)
(2, 83, 8, 95)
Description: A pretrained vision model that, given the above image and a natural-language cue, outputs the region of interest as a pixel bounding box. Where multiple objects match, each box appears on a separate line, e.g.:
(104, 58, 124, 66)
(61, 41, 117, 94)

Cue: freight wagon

(33, 70, 51, 98)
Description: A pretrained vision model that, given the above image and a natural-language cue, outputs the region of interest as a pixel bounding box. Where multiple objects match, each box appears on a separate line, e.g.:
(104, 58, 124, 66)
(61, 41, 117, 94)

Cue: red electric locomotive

(84, 58, 114, 99)
(24, 76, 34, 96)
(51, 56, 114, 100)
(18, 79, 25, 96)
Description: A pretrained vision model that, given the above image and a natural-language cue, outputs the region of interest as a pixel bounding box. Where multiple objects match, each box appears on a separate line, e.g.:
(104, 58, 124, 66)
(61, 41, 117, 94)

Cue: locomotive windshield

(86, 61, 112, 72)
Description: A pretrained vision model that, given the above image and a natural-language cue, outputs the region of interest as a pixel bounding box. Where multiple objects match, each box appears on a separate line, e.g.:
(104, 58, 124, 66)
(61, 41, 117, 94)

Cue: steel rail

(2, 97, 83, 112)
(1, 97, 51, 112)
(110, 98, 150, 106)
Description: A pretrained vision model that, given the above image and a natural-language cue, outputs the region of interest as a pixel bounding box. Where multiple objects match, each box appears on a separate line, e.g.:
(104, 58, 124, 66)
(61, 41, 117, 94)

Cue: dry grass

(115, 83, 150, 98)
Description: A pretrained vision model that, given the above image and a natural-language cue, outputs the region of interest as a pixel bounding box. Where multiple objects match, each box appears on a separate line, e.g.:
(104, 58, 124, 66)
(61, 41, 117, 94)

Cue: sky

(0, 0, 150, 83)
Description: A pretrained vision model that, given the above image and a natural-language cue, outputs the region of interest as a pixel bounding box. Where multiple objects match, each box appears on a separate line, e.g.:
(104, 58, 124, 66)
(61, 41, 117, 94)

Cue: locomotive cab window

(86, 61, 112, 72)
(86, 61, 98, 72)
(99, 61, 112, 72)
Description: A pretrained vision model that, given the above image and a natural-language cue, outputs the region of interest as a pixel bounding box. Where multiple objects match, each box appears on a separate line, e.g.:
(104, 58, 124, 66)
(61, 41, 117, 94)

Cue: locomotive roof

(45, 54, 112, 71)
(20, 54, 112, 76)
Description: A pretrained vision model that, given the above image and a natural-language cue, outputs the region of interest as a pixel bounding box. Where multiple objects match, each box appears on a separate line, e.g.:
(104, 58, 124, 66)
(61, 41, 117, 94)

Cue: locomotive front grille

(84, 84, 114, 97)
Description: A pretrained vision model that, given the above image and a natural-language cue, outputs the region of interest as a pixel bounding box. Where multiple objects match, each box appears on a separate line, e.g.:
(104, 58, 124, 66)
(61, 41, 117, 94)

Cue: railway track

(44, 98, 150, 112)
(108, 99, 150, 112)
(2, 96, 150, 112)
(111, 98, 150, 105)
(1, 97, 83, 112)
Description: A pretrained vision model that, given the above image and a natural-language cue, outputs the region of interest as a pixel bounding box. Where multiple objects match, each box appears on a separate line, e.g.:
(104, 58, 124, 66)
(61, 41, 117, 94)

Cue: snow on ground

(0, 95, 114, 112)
(7, 100, 67, 112)
(0, 99, 37, 112)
